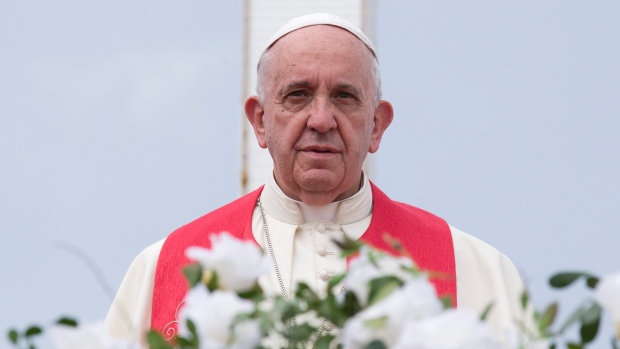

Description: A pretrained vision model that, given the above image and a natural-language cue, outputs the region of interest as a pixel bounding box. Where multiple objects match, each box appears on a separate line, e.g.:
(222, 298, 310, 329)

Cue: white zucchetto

(263, 13, 376, 57)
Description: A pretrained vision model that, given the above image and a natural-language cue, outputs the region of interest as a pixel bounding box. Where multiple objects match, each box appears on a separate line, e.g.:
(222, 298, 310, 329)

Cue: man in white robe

(106, 13, 531, 345)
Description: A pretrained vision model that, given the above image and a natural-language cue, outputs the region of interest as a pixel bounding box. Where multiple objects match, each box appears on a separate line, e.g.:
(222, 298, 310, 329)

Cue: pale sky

(1, 1, 619, 348)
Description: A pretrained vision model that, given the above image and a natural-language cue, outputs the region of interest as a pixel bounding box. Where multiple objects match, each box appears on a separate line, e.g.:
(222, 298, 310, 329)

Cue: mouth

(303, 146, 339, 154)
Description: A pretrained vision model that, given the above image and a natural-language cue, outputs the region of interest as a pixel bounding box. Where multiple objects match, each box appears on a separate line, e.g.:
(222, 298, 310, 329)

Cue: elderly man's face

(245, 25, 393, 205)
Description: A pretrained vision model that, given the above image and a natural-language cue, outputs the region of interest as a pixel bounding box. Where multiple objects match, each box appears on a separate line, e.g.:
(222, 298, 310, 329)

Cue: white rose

(594, 272, 620, 338)
(341, 278, 442, 348)
(393, 309, 500, 349)
(49, 321, 143, 349)
(345, 246, 418, 306)
(186, 232, 270, 292)
(179, 285, 261, 349)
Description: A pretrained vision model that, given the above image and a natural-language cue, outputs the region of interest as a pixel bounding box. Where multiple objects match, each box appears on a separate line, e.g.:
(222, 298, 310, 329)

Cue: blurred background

(1, 1, 618, 347)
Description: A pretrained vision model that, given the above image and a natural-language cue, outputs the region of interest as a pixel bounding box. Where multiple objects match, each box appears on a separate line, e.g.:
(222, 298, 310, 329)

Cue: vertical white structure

(240, 0, 377, 194)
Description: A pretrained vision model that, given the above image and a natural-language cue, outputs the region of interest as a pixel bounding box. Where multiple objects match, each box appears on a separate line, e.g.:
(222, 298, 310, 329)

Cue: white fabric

(263, 13, 376, 57)
(105, 178, 530, 344)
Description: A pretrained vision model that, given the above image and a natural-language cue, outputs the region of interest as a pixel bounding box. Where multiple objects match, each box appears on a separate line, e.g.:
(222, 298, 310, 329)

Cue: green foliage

(367, 276, 403, 306)
(284, 323, 317, 341)
(363, 316, 387, 329)
(579, 303, 601, 344)
(6, 325, 43, 349)
(539, 302, 558, 334)
(182, 263, 202, 288)
(8, 329, 19, 345)
(521, 290, 530, 310)
(146, 330, 174, 349)
(586, 276, 599, 289)
(314, 334, 336, 349)
(549, 272, 598, 289)
(363, 340, 387, 349)
(56, 317, 78, 327)
(540, 271, 606, 348)
(479, 302, 494, 321)
(24, 326, 42, 338)
(333, 236, 363, 258)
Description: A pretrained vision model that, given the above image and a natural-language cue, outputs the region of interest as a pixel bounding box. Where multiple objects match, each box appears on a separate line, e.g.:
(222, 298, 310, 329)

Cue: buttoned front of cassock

(252, 173, 372, 313)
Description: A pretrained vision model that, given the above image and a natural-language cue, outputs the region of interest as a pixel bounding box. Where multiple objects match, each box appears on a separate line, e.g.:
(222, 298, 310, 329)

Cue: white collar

(260, 173, 373, 225)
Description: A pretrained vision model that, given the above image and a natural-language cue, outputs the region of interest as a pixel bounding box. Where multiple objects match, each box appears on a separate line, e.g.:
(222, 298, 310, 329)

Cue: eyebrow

(281, 81, 311, 94)
(334, 83, 363, 97)
(280, 81, 364, 97)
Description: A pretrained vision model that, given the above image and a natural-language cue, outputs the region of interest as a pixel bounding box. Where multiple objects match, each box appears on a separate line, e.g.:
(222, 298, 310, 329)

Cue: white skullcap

(263, 13, 376, 57)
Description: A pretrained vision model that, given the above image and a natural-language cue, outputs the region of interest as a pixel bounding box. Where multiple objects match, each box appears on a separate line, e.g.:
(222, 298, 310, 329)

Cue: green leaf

(363, 340, 387, 349)
(549, 343, 556, 349)
(520, 290, 530, 310)
(440, 295, 453, 309)
(186, 318, 197, 337)
(327, 273, 346, 292)
(567, 343, 583, 349)
(286, 323, 317, 341)
(367, 276, 403, 306)
(146, 330, 174, 349)
(314, 334, 335, 349)
(549, 272, 586, 288)
(363, 316, 387, 329)
(539, 302, 558, 332)
(480, 302, 494, 321)
(280, 302, 304, 322)
(24, 326, 42, 338)
(295, 282, 318, 301)
(586, 276, 599, 289)
(206, 271, 219, 292)
(56, 317, 78, 327)
(559, 305, 587, 333)
(182, 263, 203, 288)
(333, 236, 363, 258)
(8, 329, 19, 345)
(580, 303, 601, 343)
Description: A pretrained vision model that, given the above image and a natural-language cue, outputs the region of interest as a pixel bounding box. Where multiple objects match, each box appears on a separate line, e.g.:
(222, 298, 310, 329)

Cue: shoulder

(449, 225, 527, 335)
(165, 187, 263, 244)
(450, 226, 509, 261)
(175, 188, 261, 233)
(369, 182, 448, 229)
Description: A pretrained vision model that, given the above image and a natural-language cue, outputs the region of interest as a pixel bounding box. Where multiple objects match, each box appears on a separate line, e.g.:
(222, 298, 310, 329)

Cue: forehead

(266, 25, 373, 88)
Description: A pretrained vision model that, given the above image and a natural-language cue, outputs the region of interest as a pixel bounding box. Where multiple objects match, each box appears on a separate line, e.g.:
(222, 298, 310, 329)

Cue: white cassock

(105, 173, 530, 343)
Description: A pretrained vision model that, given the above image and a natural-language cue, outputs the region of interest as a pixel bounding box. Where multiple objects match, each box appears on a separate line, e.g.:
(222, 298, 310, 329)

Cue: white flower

(341, 278, 443, 348)
(186, 232, 270, 292)
(49, 321, 143, 349)
(594, 272, 620, 338)
(179, 285, 261, 349)
(345, 246, 418, 306)
(392, 309, 501, 349)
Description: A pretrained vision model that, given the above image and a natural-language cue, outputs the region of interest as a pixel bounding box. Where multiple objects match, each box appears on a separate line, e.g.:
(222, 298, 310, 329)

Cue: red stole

(150, 182, 456, 336)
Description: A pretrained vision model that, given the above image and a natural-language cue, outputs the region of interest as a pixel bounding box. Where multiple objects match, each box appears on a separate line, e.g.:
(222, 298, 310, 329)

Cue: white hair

(256, 46, 382, 105)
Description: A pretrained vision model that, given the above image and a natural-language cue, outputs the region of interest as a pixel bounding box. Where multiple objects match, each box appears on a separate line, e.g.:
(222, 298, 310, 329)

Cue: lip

(298, 146, 341, 159)
(299, 145, 340, 153)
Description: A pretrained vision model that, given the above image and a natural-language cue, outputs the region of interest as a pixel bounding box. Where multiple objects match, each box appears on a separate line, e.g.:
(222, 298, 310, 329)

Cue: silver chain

(258, 197, 339, 349)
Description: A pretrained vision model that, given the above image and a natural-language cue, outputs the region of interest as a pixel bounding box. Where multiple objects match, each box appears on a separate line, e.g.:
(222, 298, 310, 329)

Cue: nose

(306, 97, 337, 133)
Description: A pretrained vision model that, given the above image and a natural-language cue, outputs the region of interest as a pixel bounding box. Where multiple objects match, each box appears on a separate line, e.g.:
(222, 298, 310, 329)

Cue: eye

(287, 90, 307, 98)
(335, 92, 354, 99)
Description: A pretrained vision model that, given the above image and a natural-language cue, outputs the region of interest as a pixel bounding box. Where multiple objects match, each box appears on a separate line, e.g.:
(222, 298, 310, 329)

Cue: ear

(244, 96, 268, 149)
(368, 100, 394, 153)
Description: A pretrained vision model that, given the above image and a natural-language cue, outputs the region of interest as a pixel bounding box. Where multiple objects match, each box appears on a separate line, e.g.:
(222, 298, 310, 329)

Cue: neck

(274, 173, 364, 206)
(265, 172, 370, 224)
